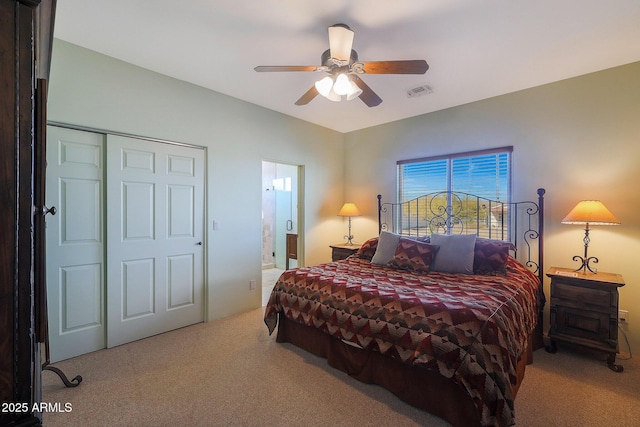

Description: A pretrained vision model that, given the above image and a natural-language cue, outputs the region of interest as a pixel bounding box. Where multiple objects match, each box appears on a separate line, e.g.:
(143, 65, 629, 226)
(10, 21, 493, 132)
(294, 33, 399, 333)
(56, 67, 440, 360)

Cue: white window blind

(396, 147, 512, 238)
(398, 147, 512, 203)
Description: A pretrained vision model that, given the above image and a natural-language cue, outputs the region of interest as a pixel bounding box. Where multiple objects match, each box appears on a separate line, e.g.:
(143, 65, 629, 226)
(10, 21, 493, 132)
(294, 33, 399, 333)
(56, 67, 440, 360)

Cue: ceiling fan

(254, 24, 429, 107)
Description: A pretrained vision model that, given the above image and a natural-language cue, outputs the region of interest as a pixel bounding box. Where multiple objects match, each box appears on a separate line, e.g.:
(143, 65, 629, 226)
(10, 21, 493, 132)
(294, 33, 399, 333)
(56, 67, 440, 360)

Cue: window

(398, 147, 511, 202)
(396, 147, 512, 237)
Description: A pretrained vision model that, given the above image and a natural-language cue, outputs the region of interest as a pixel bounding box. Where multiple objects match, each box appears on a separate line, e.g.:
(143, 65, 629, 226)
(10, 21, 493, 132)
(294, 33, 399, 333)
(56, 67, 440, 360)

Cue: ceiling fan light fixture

(333, 73, 351, 96)
(314, 76, 334, 97)
(346, 80, 363, 101)
(254, 24, 428, 107)
(325, 88, 342, 102)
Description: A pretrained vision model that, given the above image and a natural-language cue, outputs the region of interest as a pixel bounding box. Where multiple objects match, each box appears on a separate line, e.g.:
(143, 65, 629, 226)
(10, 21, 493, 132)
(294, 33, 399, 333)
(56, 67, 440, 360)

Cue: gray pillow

(430, 233, 477, 274)
(371, 231, 401, 265)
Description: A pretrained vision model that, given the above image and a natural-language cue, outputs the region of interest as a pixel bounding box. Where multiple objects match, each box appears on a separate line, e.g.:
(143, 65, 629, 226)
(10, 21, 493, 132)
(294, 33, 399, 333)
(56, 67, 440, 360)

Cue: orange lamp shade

(561, 200, 620, 225)
(338, 203, 361, 217)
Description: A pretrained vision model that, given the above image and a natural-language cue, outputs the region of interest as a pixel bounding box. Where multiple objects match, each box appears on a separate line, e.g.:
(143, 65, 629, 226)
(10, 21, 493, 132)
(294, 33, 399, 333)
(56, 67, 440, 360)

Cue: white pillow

(430, 233, 477, 274)
(370, 231, 401, 265)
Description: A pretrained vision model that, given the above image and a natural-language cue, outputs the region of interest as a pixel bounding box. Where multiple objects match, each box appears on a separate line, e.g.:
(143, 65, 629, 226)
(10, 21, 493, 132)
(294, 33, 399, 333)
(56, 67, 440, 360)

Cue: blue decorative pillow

(430, 233, 477, 274)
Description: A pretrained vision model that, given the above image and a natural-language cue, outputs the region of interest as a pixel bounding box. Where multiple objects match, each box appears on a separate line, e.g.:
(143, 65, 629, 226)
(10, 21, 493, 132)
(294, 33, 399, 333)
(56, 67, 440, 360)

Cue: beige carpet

(262, 268, 283, 306)
(42, 307, 640, 426)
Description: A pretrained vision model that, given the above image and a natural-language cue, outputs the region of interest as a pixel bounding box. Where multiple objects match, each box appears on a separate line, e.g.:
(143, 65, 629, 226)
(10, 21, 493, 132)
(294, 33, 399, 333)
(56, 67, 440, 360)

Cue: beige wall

(49, 38, 640, 355)
(344, 61, 640, 353)
(48, 40, 345, 320)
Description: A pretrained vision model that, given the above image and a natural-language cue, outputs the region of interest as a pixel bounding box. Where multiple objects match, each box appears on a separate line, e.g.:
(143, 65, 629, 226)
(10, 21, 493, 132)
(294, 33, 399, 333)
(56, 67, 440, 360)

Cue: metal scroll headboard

(378, 188, 545, 280)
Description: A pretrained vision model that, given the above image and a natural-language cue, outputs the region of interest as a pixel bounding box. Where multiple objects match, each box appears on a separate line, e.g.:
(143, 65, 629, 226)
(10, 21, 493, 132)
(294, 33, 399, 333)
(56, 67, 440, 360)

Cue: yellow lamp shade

(338, 203, 361, 217)
(561, 200, 620, 225)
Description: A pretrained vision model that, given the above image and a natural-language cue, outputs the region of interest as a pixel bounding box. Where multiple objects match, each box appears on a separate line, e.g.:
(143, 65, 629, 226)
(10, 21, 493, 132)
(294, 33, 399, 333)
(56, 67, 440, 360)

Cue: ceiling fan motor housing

(321, 49, 359, 71)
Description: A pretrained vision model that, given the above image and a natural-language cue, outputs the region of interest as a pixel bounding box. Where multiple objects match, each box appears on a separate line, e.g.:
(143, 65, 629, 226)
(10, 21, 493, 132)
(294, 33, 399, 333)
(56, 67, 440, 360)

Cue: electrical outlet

(619, 309, 628, 323)
(249, 280, 256, 290)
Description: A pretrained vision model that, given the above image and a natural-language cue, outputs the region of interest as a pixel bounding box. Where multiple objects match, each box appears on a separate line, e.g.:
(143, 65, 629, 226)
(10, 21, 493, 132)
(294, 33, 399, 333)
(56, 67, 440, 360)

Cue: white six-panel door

(46, 126, 106, 362)
(106, 135, 204, 347)
(46, 126, 205, 360)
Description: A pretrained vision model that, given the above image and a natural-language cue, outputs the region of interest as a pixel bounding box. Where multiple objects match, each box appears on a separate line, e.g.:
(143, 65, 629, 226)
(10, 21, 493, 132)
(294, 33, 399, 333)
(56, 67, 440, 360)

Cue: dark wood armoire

(0, 1, 55, 426)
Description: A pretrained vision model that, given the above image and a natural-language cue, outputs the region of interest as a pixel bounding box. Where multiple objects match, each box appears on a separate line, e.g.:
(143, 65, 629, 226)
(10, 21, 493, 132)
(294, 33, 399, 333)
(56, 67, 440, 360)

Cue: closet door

(46, 126, 106, 362)
(106, 135, 205, 347)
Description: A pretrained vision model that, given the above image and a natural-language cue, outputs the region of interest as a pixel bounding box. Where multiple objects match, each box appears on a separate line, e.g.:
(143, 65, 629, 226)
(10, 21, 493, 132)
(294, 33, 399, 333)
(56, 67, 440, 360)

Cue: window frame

(396, 146, 513, 237)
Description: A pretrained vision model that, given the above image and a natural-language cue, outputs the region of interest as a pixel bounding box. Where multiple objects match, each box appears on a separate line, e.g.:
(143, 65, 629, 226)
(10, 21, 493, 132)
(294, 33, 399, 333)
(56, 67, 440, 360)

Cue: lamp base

(572, 255, 599, 274)
(572, 225, 599, 274)
(344, 216, 355, 245)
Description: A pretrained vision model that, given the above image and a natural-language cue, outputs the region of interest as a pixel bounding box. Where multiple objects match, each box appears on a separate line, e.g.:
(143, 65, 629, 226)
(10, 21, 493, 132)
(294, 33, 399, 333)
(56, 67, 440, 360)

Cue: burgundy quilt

(264, 255, 540, 427)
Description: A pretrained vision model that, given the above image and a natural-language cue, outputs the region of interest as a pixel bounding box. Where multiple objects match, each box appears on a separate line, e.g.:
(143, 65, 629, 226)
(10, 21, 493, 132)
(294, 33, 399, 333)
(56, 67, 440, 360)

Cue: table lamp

(338, 203, 361, 245)
(561, 200, 620, 274)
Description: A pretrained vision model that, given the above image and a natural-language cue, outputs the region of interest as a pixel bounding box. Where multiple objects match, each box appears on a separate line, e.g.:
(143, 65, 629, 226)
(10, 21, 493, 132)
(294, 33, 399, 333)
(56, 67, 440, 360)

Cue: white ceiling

(53, 0, 640, 133)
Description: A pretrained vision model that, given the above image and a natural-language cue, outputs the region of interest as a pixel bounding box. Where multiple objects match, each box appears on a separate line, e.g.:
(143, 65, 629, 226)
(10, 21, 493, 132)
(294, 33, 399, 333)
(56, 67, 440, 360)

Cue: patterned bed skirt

(275, 312, 532, 427)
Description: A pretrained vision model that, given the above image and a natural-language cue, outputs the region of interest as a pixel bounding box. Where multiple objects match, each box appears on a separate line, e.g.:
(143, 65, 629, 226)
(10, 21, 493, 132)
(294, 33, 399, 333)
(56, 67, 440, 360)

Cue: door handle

(38, 205, 57, 216)
(196, 241, 203, 245)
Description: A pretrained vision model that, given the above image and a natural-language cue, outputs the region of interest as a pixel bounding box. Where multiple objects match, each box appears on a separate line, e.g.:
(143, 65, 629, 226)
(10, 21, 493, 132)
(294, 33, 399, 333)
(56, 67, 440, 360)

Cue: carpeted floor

(42, 307, 640, 426)
(262, 268, 283, 306)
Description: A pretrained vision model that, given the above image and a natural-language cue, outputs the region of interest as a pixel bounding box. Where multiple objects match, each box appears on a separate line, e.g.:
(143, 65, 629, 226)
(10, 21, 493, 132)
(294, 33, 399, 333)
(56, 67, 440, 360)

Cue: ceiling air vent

(406, 84, 434, 98)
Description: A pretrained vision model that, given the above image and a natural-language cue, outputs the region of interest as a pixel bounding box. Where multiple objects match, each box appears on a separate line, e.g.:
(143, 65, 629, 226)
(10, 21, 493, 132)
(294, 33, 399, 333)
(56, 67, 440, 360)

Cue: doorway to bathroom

(261, 161, 303, 305)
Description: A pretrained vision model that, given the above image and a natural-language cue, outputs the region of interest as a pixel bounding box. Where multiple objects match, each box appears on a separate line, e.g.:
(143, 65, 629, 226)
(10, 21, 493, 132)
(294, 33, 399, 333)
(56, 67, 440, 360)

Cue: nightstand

(546, 267, 625, 372)
(330, 244, 359, 261)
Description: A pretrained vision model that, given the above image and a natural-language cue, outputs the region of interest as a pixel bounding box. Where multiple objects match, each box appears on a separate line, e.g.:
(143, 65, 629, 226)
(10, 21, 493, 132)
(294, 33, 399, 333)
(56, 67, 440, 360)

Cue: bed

(264, 189, 546, 427)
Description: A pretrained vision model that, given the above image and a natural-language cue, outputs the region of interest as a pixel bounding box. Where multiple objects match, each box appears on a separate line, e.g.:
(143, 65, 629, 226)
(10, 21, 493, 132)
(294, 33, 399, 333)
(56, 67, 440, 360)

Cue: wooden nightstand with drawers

(546, 267, 625, 372)
(330, 244, 359, 261)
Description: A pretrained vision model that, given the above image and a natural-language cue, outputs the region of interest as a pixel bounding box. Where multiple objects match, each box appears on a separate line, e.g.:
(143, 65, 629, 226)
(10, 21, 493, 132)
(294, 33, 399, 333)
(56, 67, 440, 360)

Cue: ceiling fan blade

(295, 85, 319, 106)
(359, 60, 429, 74)
(328, 24, 354, 61)
(254, 66, 320, 72)
(352, 75, 382, 107)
